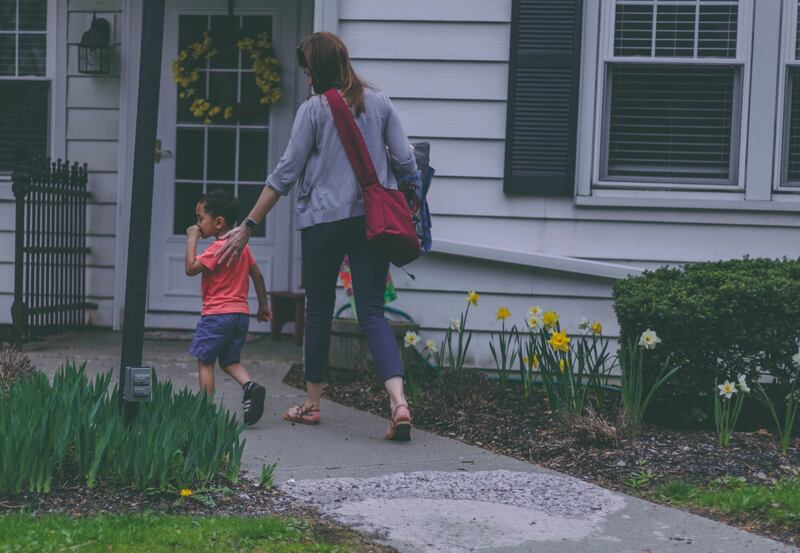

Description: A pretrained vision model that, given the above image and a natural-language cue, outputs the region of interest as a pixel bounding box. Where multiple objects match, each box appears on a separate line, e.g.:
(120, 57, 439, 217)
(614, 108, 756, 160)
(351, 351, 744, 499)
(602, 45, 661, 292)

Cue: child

(185, 188, 271, 425)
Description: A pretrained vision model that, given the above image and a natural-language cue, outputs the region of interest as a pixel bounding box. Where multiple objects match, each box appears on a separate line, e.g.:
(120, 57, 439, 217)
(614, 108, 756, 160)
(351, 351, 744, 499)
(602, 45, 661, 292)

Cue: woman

(216, 32, 416, 441)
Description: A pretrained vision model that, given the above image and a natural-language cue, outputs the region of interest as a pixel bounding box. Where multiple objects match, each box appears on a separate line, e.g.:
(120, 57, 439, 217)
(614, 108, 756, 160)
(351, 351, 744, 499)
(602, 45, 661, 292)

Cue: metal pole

(10, 150, 29, 343)
(119, 0, 165, 419)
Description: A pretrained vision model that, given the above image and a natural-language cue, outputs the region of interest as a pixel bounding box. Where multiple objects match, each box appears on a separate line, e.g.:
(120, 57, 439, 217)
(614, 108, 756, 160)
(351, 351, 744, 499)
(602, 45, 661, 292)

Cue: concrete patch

(282, 470, 626, 552)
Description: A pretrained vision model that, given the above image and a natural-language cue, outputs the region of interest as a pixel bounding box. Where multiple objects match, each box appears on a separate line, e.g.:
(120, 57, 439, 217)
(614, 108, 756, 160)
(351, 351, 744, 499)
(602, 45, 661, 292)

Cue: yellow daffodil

(542, 310, 559, 329)
(533, 353, 540, 369)
(224, 106, 234, 119)
(404, 331, 421, 348)
(638, 329, 661, 350)
(559, 359, 566, 374)
(466, 291, 480, 306)
(527, 306, 542, 317)
(718, 381, 736, 399)
(496, 307, 511, 321)
(590, 321, 603, 336)
(179, 489, 193, 497)
(548, 330, 570, 353)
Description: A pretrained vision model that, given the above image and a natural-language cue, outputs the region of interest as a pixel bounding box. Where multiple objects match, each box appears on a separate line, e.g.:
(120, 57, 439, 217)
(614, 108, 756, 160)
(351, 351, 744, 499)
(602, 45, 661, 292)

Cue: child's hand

(256, 304, 272, 322)
(186, 225, 201, 239)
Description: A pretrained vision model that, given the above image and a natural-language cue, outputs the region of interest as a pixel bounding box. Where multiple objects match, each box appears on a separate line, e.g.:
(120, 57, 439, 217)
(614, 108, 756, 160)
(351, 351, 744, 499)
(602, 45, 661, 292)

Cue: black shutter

(0, 81, 50, 173)
(504, 0, 583, 196)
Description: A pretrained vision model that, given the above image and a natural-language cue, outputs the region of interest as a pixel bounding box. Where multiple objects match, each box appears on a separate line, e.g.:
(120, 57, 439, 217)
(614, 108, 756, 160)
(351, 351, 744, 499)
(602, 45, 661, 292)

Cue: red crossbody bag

(324, 89, 420, 267)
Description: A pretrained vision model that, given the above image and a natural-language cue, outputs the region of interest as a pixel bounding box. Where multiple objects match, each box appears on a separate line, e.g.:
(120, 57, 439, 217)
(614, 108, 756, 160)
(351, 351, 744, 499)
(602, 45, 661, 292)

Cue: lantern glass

(78, 44, 112, 75)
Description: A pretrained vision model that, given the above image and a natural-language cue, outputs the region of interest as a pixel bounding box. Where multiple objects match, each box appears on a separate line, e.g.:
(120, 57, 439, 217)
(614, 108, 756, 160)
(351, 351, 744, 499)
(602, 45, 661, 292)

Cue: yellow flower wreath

(171, 31, 282, 125)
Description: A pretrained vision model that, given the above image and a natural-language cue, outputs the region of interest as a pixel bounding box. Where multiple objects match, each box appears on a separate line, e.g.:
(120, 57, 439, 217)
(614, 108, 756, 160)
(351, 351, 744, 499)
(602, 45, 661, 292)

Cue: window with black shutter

(601, 0, 741, 187)
(503, 0, 584, 196)
(0, 0, 49, 173)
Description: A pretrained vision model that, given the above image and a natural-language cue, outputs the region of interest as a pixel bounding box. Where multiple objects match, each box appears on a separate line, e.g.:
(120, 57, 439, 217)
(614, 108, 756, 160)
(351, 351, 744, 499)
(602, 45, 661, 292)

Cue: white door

(147, 0, 302, 328)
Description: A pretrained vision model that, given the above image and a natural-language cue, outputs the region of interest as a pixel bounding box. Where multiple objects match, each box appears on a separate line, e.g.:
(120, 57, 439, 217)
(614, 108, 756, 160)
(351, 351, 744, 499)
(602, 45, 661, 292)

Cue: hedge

(613, 258, 800, 423)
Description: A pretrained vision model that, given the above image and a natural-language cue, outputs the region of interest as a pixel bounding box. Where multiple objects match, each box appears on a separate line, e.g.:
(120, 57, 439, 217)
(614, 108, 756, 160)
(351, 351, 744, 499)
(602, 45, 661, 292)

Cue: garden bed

(284, 364, 800, 546)
(0, 477, 395, 552)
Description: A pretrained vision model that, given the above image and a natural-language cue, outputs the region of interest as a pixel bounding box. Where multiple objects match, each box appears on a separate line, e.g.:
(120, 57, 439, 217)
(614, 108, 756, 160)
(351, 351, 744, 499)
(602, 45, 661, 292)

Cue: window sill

(575, 192, 800, 213)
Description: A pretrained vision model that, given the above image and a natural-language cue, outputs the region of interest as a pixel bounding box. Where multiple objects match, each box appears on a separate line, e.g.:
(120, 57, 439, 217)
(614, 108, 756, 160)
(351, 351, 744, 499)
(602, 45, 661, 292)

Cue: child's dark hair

(201, 188, 239, 227)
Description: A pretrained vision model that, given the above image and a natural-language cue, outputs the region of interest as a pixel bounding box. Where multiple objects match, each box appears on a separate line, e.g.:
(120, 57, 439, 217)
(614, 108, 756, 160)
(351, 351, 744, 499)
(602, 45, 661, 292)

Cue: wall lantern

(78, 12, 112, 75)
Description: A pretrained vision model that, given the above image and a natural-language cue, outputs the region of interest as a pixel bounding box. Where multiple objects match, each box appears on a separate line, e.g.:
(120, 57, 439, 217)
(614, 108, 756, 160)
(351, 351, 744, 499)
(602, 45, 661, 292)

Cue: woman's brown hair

(297, 32, 368, 116)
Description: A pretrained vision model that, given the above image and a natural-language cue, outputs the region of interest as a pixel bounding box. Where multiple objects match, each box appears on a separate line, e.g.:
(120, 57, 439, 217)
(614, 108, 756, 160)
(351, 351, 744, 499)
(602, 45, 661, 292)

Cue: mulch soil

(284, 364, 800, 546)
(0, 477, 395, 553)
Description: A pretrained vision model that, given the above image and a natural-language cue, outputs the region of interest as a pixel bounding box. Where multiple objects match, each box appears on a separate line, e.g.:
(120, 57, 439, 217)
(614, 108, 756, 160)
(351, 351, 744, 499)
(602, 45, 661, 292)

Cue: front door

(147, 0, 303, 328)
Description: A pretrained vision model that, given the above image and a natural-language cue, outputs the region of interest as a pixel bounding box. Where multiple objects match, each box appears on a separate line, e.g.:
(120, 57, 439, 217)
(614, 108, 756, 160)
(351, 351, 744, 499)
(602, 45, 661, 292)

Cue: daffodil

(638, 329, 661, 350)
(793, 348, 800, 367)
(737, 374, 750, 393)
(449, 318, 461, 332)
(425, 339, 437, 353)
(590, 321, 603, 336)
(542, 310, 559, 329)
(527, 316, 543, 331)
(532, 353, 540, 369)
(718, 380, 737, 399)
(179, 489, 193, 497)
(559, 358, 566, 374)
(404, 331, 421, 348)
(496, 307, 511, 321)
(466, 291, 480, 306)
(527, 306, 542, 318)
(578, 317, 591, 330)
(548, 330, 571, 353)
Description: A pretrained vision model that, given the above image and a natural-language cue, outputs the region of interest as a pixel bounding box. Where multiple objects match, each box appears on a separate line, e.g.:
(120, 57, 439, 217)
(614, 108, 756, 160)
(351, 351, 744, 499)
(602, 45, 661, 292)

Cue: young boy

(185, 188, 271, 425)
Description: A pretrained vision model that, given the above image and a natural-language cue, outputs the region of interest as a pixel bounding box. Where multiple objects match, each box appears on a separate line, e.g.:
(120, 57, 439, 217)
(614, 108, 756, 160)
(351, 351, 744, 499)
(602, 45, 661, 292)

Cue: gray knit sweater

(266, 88, 418, 230)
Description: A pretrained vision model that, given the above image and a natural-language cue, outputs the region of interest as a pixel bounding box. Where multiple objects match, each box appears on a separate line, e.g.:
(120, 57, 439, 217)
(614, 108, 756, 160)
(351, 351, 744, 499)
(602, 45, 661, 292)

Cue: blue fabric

(189, 313, 249, 368)
(302, 216, 405, 384)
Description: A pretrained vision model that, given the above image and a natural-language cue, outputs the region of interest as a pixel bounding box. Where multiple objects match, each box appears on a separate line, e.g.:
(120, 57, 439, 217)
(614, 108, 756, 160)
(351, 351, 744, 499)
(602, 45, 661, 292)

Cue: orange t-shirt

(196, 239, 256, 316)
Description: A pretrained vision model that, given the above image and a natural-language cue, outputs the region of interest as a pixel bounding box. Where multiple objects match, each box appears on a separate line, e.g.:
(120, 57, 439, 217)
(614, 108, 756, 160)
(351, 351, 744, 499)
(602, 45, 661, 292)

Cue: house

(1, 0, 799, 367)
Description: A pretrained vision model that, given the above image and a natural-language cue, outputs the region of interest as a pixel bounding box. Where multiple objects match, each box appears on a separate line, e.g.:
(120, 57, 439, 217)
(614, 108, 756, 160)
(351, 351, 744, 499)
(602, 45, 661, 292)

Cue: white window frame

(774, 0, 800, 194)
(0, 0, 61, 179)
(573, 0, 800, 210)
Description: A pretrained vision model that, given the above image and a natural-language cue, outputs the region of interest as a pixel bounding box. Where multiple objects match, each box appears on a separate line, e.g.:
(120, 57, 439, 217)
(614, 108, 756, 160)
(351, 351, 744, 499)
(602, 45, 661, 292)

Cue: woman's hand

(216, 223, 251, 266)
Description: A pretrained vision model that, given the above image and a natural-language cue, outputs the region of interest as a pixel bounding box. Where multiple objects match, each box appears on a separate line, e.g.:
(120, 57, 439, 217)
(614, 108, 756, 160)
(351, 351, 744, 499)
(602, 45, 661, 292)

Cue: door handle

(155, 139, 173, 163)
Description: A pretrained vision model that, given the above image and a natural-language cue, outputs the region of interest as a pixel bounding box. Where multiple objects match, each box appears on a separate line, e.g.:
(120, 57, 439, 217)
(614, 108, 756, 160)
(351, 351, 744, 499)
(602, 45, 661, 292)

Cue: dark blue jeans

(302, 216, 404, 384)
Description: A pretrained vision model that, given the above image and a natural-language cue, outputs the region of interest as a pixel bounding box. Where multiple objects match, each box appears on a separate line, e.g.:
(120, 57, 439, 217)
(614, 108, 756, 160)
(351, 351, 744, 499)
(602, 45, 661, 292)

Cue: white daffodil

(639, 329, 662, 350)
(718, 380, 737, 399)
(527, 306, 543, 318)
(527, 315, 543, 331)
(578, 317, 591, 331)
(737, 374, 751, 393)
(404, 331, 421, 348)
(793, 349, 800, 367)
(449, 318, 461, 332)
(425, 339, 437, 353)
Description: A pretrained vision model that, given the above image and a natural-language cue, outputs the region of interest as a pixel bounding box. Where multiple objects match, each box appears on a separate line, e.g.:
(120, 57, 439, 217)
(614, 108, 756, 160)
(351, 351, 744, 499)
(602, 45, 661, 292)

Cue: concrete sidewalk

(24, 330, 797, 553)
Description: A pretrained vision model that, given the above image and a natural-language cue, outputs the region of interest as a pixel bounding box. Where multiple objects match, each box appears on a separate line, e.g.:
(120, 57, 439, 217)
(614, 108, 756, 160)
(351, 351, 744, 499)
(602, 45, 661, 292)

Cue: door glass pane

(175, 128, 204, 180)
(238, 129, 268, 182)
(173, 14, 274, 236)
(173, 182, 204, 235)
(0, 34, 14, 75)
(207, 128, 236, 181)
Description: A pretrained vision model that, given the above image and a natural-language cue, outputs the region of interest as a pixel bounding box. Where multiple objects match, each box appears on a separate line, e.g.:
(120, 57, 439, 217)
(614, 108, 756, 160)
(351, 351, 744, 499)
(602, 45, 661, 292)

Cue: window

(599, 0, 743, 188)
(781, 2, 800, 187)
(0, 0, 49, 173)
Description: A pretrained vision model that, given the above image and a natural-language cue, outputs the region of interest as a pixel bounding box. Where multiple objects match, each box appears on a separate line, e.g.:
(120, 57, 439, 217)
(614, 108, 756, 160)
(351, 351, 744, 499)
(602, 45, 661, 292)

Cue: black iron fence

(11, 157, 92, 340)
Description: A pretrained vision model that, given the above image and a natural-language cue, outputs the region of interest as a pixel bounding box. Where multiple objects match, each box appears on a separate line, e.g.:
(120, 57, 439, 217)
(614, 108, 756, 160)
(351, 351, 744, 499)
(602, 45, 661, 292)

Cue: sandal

(385, 404, 411, 441)
(283, 404, 320, 425)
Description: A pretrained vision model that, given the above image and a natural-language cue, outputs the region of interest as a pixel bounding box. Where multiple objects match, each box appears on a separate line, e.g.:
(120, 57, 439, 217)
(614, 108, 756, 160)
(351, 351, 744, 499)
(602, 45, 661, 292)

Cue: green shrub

(613, 258, 800, 421)
(0, 346, 35, 395)
(0, 362, 245, 494)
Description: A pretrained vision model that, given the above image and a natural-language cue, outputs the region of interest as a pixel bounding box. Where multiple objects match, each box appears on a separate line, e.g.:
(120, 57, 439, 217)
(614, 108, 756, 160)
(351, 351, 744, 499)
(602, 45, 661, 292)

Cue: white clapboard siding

(394, 100, 506, 140)
(67, 109, 121, 141)
(67, 45, 122, 77)
(340, 0, 512, 22)
(341, 21, 509, 61)
(353, 60, 508, 100)
(67, 77, 120, 109)
(0, 203, 116, 236)
(0, 233, 116, 267)
(66, 12, 122, 45)
(410, 138, 505, 179)
(67, 141, 119, 172)
(0, 263, 12, 293)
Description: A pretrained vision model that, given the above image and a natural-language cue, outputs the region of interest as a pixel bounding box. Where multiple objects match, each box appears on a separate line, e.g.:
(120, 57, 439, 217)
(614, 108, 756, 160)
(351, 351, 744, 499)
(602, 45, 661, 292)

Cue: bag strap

(323, 88, 379, 190)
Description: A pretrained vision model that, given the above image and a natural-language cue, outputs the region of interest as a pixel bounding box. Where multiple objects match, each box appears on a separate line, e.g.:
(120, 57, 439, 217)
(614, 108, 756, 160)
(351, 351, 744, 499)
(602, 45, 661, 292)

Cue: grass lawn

(0, 513, 360, 552)
(654, 477, 800, 526)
